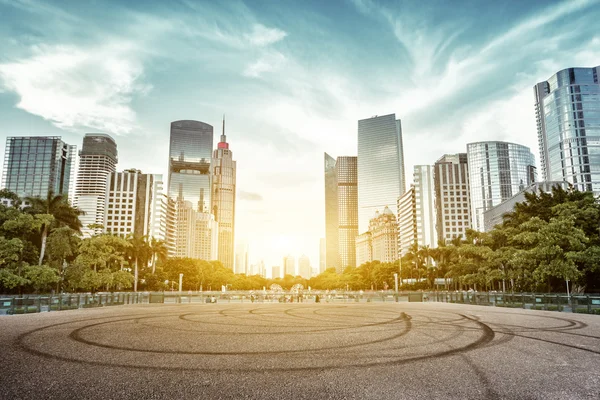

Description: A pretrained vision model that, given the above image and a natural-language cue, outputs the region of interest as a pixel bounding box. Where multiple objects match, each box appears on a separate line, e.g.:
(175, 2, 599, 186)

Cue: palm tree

(24, 191, 83, 266)
(126, 235, 151, 292)
(149, 237, 168, 274)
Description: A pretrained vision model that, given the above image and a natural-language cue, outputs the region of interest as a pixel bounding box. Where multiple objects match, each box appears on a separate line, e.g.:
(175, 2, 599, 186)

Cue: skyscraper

(324, 153, 339, 270)
(283, 255, 295, 277)
(397, 188, 416, 256)
(357, 114, 405, 233)
(168, 120, 217, 259)
(434, 154, 471, 242)
(235, 242, 249, 275)
(2, 136, 76, 199)
(413, 165, 437, 250)
(324, 153, 358, 273)
(211, 117, 236, 270)
(74, 134, 117, 237)
(298, 255, 311, 279)
(467, 141, 536, 231)
(534, 66, 600, 192)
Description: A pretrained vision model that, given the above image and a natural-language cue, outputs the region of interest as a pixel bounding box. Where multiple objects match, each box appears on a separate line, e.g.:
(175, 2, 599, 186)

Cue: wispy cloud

(0, 42, 150, 135)
(244, 24, 287, 47)
(238, 191, 263, 201)
(243, 51, 287, 78)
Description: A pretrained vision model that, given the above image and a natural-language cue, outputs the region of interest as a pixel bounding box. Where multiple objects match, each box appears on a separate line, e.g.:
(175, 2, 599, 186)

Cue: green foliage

(23, 264, 60, 292)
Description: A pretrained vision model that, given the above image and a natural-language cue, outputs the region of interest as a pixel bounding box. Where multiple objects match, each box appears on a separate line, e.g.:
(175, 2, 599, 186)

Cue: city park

(1, 185, 600, 298)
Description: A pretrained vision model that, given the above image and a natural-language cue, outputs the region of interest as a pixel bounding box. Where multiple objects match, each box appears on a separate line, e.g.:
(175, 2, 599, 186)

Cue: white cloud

(0, 43, 150, 135)
(243, 51, 287, 78)
(244, 24, 287, 47)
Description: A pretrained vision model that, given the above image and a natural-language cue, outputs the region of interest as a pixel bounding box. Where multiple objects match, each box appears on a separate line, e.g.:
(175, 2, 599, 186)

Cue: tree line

(2, 186, 599, 294)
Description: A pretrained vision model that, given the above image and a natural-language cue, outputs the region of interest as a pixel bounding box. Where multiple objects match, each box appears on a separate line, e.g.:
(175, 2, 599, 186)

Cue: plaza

(1, 302, 599, 399)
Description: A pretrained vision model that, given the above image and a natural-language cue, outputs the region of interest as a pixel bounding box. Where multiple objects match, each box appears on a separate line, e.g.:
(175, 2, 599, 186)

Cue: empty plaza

(1, 302, 599, 399)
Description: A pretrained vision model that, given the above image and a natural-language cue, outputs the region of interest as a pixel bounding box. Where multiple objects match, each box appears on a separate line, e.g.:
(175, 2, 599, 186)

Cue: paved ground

(1, 303, 599, 399)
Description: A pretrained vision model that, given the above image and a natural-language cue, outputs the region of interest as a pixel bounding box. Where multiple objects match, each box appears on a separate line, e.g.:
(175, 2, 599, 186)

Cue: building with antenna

(212, 116, 237, 270)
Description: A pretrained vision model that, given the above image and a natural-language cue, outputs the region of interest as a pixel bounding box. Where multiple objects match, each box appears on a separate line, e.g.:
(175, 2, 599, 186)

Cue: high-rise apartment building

(103, 170, 168, 242)
(434, 154, 471, 242)
(298, 255, 311, 279)
(211, 118, 236, 270)
(535, 66, 600, 193)
(283, 255, 295, 277)
(413, 165, 437, 250)
(74, 134, 118, 237)
(272, 266, 281, 279)
(467, 141, 536, 231)
(324, 153, 358, 273)
(397, 188, 416, 257)
(355, 207, 398, 264)
(2, 136, 76, 199)
(168, 120, 217, 259)
(357, 114, 405, 233)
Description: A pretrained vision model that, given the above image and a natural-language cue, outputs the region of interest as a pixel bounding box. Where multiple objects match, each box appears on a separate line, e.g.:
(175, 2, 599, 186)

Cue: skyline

(1, 0, 600, 267)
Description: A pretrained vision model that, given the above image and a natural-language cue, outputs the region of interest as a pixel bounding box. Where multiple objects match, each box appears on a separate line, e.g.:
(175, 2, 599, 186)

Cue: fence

(1, 291, 599, 315)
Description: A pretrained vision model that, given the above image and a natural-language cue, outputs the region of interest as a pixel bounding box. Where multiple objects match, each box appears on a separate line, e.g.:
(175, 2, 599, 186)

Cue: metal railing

(1, 290, 599, 315)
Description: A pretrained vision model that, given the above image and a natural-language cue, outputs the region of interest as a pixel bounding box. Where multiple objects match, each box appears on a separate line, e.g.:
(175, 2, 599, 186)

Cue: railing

(1, 291, 599, 315)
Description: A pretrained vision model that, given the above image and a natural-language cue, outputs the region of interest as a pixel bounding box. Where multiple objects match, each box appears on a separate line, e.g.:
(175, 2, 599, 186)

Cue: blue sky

(1, 0, 599, 271)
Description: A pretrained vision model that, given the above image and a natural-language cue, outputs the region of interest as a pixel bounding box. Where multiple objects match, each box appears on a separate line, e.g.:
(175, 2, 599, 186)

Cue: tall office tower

(324, 153, 358, 273)
(534, 66, 600, 192)
(2, 136, 76, 198)
(467, 141, 536, 231)
(324, 153, 339, 270)
(104, 170, 168, 241)
(168, 120, 215, 258)
(298, 255, 311, 279)
(283, 255, 295, 276)
(319, 238, 326, 273)
(234, 242, 249, 274)
(397, 187, 416, 256)
(434, 154, 471, 243)
(355, 206, 398, 264)
(211, 117, 236, 269)
(357, 114, 405, 233)
(74, 134, 118, 237)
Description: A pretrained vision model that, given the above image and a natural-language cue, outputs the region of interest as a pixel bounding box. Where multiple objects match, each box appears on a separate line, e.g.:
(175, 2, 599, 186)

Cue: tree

(23, 191, 83, 266)
(149, 237, 168, 273)
(126, 235, 151, 292)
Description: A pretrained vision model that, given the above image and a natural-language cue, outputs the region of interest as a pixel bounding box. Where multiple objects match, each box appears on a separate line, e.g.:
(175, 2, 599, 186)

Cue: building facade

(234, 242, 249, 275)
(483, 181, 569, 231)
(298, 255, 311, 279)
(168, 120, 217, 259)
(534, 66, 600, 192)
(413, 165, 438, 250)
(211, 118, 236, 270)
(324, 153, 358, 273)
(434, 154, 472, 242)
(357, 114, 405, 233)
(2, 136, 76, 199)
(74, 134, 118, 237)
(283, 255, 295, 277)
(467, 141, 536, 232)
(397, 187, 416, 256)
(103, 170, 168, 242)
(356, 206, 398, 264)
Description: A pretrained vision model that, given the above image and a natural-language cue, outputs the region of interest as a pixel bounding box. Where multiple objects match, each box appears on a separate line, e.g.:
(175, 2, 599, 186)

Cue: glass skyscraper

(2, 136, 76, 199)
(168, 120, 216, 259)
(534, 66, 600, 193)
(357, 114, 405, 234)
(324, 153, 358, 272)
(467, 141, 536, 231)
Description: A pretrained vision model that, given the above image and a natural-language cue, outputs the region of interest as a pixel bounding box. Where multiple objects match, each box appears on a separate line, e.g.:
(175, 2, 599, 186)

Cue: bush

(573, 307, 600, 315)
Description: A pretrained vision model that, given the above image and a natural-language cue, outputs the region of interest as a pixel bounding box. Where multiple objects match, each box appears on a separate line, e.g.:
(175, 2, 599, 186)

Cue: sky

(0, 0, 599, 273)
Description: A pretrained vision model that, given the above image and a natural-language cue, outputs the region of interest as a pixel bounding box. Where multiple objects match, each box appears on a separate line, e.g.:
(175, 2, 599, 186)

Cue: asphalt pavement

(1, 302, 599, 399)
